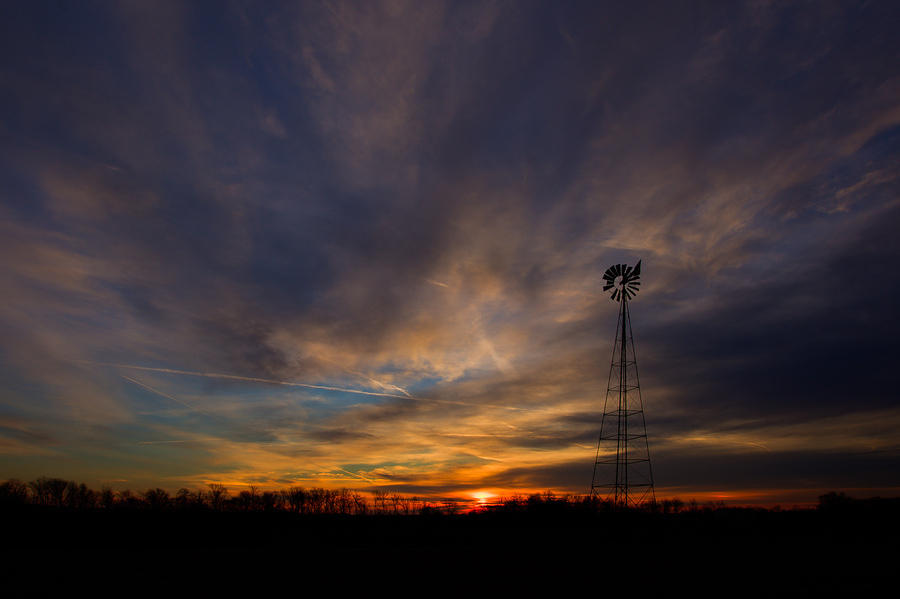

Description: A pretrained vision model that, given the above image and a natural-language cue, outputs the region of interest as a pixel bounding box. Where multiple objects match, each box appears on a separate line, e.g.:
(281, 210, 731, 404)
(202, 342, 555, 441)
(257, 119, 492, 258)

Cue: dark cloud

(641, 192, 900, 421)
(478, 445, 900, 495)
(306, 428, 374, 443)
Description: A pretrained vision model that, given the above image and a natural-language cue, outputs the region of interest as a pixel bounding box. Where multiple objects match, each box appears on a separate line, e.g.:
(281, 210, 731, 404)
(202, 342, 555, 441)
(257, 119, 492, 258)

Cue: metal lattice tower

(590, 260, 656, 507)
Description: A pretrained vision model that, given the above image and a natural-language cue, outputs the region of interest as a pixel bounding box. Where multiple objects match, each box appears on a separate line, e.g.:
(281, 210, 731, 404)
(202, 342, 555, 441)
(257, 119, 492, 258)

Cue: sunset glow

(1, 1, 899, 507)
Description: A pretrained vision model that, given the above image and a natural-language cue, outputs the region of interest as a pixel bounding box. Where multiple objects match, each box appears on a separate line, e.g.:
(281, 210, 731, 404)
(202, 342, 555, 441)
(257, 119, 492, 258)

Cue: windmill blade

(602, 262, 645, 301)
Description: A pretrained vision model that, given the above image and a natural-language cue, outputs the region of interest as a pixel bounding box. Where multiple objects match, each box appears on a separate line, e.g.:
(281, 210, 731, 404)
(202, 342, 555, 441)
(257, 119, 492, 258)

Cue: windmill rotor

(602, 259, 641, 302)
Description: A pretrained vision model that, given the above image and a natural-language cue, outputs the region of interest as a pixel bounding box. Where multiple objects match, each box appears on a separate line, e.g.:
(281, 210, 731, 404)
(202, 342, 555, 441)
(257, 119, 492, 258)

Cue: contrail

(357, 373, 411, 397)
(88, 362, 413, 399)
(82, 361, 557, 414)
(121, 375, 215, 417)
(320, 358, 411, 397)
(332, 466, 376, 484)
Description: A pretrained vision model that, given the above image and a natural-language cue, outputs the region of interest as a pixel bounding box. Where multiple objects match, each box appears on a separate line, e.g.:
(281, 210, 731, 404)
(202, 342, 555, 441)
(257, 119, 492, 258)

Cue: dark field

(3, 497, 897, 596)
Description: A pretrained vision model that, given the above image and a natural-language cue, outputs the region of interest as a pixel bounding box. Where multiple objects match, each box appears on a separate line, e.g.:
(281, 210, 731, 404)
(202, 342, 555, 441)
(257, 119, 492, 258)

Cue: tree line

(0, 477, 448, 514)
(3, 477, 896, 515)
(0, 477, 690, 514)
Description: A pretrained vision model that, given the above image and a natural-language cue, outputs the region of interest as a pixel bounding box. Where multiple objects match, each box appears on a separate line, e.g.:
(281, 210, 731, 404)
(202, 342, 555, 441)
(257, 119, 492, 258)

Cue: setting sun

(472, 491, 495, 504)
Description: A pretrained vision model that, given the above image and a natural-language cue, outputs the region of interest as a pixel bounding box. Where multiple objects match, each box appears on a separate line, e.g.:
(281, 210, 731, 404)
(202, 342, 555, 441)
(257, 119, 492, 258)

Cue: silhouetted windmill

(590, 260, 656, 507)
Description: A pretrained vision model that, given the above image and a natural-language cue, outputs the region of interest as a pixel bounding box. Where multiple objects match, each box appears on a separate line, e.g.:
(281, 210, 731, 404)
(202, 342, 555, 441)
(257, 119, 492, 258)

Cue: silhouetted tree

(372, 489, 388, 513)
(334, 489, 349, 515)
(352, 491, 367, 515)
(237, 487, 259, 511)
(390, 492, 404, 514)
(99, 486, 115, 509)
(28, 477, 52, 506)
(323, 489, 337, 513)
(0, 479, 28, 506)
(65, 482, 96, 509)
(818, 492, 853, 511)
(42, 478, 70, 507)
(404, 496, 418, 515)
(308, 488, 325, 514)
(261, 491, 279, 512)
(283, 487, 307, 513)
(175, 488, 193, 509)
(207, 484, 228, 511)
(144, 488, 170, 510)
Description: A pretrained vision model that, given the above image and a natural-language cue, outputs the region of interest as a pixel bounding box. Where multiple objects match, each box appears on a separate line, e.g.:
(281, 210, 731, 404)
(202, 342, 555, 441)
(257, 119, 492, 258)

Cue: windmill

(590, 259, 656, 507)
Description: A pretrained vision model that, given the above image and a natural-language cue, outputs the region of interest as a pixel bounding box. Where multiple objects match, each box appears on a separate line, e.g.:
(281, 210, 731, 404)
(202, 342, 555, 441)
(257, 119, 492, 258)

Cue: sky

(1, 1, 899, 505)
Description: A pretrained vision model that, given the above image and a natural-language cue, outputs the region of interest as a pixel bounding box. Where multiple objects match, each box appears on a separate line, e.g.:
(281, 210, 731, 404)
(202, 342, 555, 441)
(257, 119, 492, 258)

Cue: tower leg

(591, 297, 655, 507)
